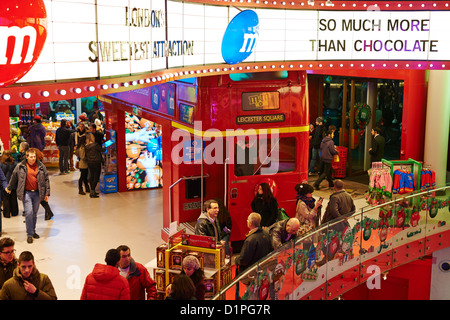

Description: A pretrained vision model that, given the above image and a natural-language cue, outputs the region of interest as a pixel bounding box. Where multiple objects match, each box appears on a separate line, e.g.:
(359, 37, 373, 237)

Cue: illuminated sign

(0, 0, 47, 88)
(5, 1, 450, 86)
(236, 114, 285, 125)
(221, 10, 259, 64)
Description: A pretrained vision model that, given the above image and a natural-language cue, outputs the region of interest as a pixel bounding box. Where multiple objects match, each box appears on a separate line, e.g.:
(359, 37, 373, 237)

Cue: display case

(19, 104, 39, 124)
(147, 230, 232, 300)
(41, 121, 60, 167)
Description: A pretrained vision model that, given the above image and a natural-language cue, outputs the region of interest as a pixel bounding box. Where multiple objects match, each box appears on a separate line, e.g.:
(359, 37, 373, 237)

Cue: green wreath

(354, 103, 372, 130)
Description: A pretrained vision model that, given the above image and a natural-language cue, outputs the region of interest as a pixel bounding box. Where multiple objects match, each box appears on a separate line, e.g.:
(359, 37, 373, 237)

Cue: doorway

(312, 75, 403, 177)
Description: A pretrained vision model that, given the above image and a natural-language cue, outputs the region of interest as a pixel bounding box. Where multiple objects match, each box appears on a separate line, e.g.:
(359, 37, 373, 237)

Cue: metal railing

(213, 183, 450, 300)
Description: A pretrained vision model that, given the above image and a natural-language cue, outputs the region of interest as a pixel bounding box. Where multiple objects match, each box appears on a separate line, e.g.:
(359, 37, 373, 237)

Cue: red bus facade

(104, 71, 310, 244)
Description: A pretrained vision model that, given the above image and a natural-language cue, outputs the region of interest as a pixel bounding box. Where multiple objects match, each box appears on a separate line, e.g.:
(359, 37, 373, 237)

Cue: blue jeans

(23, 190, 40, 237)
(308, 147, 320, 173)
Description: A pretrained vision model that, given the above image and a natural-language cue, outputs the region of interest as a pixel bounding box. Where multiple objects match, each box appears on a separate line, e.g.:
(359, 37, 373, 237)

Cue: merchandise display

(148, 230, 232, 300)
(42, 121, 60, 167)
(366, 159, 433, 207)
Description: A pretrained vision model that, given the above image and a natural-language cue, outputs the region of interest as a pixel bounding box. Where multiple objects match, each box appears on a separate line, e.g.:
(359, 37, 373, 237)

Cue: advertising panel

(125, 111, 162, 190)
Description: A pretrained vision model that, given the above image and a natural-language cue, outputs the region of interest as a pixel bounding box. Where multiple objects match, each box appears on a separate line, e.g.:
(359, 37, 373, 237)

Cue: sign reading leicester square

(1, 1, 450, 88)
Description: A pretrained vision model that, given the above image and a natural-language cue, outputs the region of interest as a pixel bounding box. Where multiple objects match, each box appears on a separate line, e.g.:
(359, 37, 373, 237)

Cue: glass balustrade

(213, 184, 450, 300)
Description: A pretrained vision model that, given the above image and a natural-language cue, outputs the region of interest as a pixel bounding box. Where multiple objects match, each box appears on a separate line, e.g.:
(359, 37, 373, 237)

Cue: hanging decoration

(354, 102, 372, 134)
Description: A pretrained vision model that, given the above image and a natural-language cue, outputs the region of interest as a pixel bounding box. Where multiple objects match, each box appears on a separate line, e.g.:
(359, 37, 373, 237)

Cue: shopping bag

(277, 207, 289, 221)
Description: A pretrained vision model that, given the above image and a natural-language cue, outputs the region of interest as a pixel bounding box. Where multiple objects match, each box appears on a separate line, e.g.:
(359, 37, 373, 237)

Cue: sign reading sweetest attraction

(0, 0, 47, 87)
(1, 0, 450, 87)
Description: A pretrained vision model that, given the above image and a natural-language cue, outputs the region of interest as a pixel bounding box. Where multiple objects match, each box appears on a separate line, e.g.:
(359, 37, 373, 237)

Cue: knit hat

(182, 255, 200, 270)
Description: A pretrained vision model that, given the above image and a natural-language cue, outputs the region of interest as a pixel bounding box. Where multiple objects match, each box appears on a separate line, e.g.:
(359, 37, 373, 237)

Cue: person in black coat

(55, 119, 74, 174)
(194, 200, 225, 246)
(369, 126, 386, 164)
(84, 133, 103, 198)
(0, 151, 19, 218)
(235, 212, 272, 274)
(251, 182, 278, 228)
(308, 117, 325, 175)
(0, 168, 8, 235)
(215, 198, 232, 255)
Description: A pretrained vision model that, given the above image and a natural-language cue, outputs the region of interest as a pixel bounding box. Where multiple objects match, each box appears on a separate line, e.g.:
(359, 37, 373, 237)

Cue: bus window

(234, 137, 296, 176)
(242, 92, 280, 111)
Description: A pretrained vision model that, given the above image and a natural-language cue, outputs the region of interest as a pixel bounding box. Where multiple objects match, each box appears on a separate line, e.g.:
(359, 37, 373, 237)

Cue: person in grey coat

(5, 149, 50, 243)
(313, 126, 339, 190)
(321, 180, 355, 232)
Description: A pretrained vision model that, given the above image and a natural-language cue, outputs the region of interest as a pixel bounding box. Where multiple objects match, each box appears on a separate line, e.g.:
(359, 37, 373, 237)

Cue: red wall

(342, 256, 432, 300)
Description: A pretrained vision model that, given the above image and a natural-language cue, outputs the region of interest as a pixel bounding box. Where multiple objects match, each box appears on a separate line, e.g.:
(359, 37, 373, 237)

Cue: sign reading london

(88, 6, 194, 63)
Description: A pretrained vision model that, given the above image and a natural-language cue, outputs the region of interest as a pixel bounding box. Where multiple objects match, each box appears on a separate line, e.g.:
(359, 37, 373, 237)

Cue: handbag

(75, 161, 80, 169)
(333, 154, 340, 162)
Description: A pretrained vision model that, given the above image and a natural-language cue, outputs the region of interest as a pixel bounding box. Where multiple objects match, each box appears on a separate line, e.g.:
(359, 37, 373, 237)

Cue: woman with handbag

(295, 183, 323, 232)
(75, 135, 90, 195)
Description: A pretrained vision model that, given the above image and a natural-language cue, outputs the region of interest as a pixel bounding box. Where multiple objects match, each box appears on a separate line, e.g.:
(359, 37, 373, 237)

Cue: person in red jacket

(116, 245, 157, 300)
(80, 249, 130, 300)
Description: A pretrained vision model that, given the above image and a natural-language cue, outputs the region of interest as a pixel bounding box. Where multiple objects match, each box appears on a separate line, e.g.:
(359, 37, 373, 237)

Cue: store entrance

(317, 75, 403, 177)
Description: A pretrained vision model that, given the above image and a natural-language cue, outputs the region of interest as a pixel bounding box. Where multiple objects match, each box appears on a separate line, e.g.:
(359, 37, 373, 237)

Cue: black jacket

(84, 142, 103, 164)
(235, 228, 272, 272)
(311, 124, 325, 148)
(251, 195, 278, 228)
(55, 126, 73, 146)
(0, 161, 16, 182)
(369, 134, 386, 162)
(194, 212, 224, 242)
(267, 219, 296, 250)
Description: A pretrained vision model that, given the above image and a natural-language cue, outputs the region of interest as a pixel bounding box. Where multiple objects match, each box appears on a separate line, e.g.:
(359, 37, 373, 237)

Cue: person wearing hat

(295, 183, 323, 236)
(28, 116, 47, 151)
(308, 117, 325, 175)
(180, 255, 205, 300)
(78, 113, 89, 131)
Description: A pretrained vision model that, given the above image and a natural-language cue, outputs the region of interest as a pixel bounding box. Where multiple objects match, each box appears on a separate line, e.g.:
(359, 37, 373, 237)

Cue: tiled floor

(1, 168, 368, 300)
(1, 168, 165, 300)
